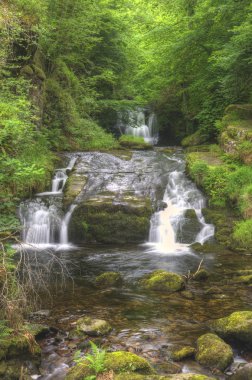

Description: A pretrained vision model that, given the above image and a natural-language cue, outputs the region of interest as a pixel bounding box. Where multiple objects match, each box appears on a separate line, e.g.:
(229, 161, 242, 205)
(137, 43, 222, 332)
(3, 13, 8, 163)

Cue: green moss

(140, 270, 184, 292)
(75, 317, 112, 337)
(69, 195, 152, 244)
(234, 274, 252, 284)
(63, 173, 87, 208)
(210, 311, 252, 348)
(171, 346, 196, 361)
(104, 351, 154, 374)
(95, 272, 123, 288)
(119, 135, 152, 150)
(66, 351, 154, 380)
(196, 333, 233, 371)
(115, 374, 215, 380)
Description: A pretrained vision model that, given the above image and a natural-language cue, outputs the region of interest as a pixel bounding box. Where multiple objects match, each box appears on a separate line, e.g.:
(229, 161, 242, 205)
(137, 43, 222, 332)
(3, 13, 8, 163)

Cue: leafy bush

(226, 166, 252, 202)
(233, 219, 252, 249)
(189, 160, 209, 186)
(203, 167, 231, 207)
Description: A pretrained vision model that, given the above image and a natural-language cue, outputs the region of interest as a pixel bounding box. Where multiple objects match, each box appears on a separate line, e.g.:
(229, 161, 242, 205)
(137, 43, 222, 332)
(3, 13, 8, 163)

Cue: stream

(18, 149, 252, 379)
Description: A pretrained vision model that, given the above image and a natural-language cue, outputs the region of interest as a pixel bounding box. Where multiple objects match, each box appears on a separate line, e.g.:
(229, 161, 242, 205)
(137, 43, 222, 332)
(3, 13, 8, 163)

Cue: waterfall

(60, 205, 77, 245)
(19, 156, 77, 249)
(119, 108, 159, 145)
(148, 169, 215, 254)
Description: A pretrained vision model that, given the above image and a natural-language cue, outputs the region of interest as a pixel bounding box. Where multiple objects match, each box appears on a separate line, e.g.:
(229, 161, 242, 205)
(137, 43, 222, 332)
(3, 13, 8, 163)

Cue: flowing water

(18, 149, 252, 379)
(118, 108, 159, 144)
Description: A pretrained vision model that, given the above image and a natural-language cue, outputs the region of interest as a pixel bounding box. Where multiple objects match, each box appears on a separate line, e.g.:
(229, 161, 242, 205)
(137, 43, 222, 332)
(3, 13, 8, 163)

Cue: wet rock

(192, 269, 209, 281)
(139, 270, 185, 292)
(74, 317, 112, 337)
(69, 195, 152, 244)
(177, 210, 202, 244)
(205, 287, 222, 295)
(63, 173, 87, 208)
(231, 363, 252, 380)
(210, 311, 252, 348)
(195, 333, 233, 371)
(171, 346, 196, 361)
(95, 272, 123, 288)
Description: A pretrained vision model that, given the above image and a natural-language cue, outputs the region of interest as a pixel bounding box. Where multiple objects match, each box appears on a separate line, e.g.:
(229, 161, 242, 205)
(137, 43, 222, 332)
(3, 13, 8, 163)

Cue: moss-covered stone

(104, 351, 154, 374)
(171, 346, 196, 361)
(140, 270, 185, 292)
(196, 333, 233, 371)
(115, 374, 215, 380)
(32, 64, 46, 81)
(66, 351, 154, 380)
(210, 311, 252, 348)
(75, 317, 112, 337)
(234, 274, 252, 284)
(119, 136, 153, 150)
(69, 195, 152, 244)
(63, 172, 87, 207)
(95, 272, 123, 288)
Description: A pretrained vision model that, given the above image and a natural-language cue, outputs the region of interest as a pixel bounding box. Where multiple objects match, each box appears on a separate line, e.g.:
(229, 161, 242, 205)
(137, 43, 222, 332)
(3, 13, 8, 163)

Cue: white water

(19, 157, 78, 250)
(119, 109, 159, 145)
(60, 204, 77, 245)
(148, 168, 214, 254)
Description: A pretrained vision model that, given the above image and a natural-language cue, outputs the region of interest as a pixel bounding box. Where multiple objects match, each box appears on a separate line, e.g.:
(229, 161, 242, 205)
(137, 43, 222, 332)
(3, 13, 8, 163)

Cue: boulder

(171, 346, 196, 361)
(115, 374, 215, 380)
(140, 270, 185, 292)
(195, 333, 233, 371)
(210, 311, 252, 348)
(74, 317, 112, 337)
(69, 194, 152, 244)
(193, 269, 209, 281)
(95, 272, 123, 288)
(231, 363, 252, 380)
(66, 351, 154, 380)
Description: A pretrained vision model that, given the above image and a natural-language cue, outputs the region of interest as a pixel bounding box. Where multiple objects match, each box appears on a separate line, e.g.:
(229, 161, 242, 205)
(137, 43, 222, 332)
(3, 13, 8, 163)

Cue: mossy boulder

(104, 351, 154, 374)
(140, 270, 185, 292)
(196, 333, 233, 371)
(115, 374, 215, 380)
(20, 65, 34, 77)
(119, 136, 152, 150)
(95, 272, 123, 288)
(210, 311, 252, 348)
(171, 346, 196, 361)
(74, 317, 112, 337)
(66, 351, 154, 380)
(63, 172, 87, 208)
(69, 195, 152, 244)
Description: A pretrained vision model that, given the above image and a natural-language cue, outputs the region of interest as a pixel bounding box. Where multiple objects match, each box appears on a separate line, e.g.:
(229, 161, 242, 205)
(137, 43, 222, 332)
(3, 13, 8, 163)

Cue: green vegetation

(74, 342, 107, 380)
(119, 135, 152, 150)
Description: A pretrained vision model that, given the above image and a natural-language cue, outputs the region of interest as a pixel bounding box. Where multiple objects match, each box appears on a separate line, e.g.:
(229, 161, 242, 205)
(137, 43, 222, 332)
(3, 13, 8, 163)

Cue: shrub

(189, 160, 209, 186)
(226, 166, 252, 202)
(203, 167, 231, 207)
(233, 219, 252, 250)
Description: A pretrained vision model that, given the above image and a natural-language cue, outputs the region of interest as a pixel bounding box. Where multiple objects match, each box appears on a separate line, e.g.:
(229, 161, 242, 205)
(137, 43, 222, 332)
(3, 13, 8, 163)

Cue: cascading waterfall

(118, 108, 159, 145)
(148, 167, 215, 253)
(19, 157, 77, 249)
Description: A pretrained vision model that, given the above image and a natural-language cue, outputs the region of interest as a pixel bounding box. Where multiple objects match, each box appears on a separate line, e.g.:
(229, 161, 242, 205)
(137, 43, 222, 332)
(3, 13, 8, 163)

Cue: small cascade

(19, 156, 77, 249)
(60, 204, 77, 245)
(118, 108, 159, 145)
(52, 170, 68, 193)
(148, 169, 214, 253)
